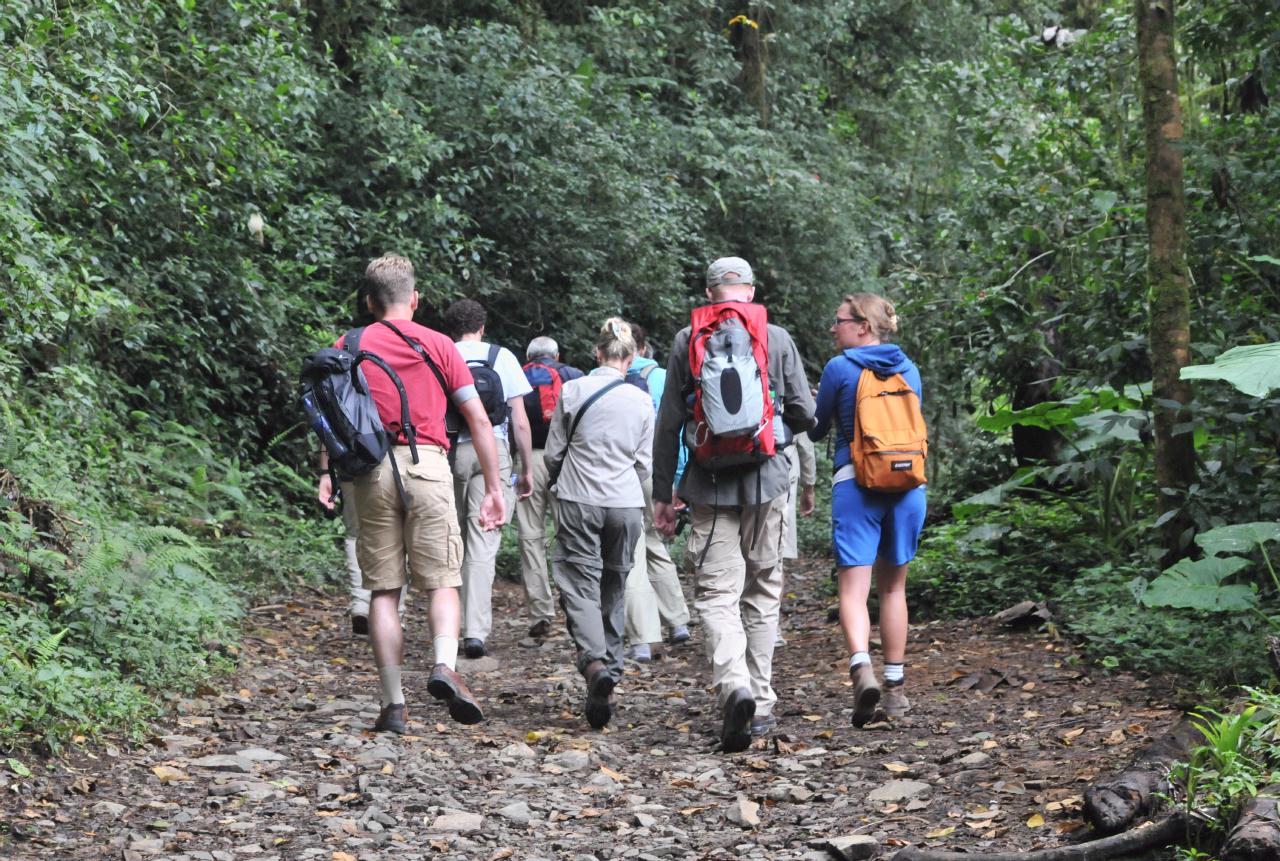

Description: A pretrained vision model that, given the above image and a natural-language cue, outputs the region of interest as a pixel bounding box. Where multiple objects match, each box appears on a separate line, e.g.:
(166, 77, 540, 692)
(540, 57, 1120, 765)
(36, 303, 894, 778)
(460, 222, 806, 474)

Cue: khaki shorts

(350, 446, 463, 592)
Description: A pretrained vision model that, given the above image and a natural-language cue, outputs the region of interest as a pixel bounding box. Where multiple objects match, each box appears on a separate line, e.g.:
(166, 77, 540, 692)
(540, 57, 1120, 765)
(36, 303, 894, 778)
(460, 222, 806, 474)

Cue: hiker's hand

(479, 487, 506, 531)
(654, 500, 678, 538)
(799, 485, 816, 517)
(516, 470, 534, 501)
(317, 474, 336, 512)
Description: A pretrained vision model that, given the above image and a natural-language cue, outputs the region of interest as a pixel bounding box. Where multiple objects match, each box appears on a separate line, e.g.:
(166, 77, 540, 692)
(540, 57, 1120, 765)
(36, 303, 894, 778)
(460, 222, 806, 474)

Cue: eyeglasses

(832, 315, 867, 327)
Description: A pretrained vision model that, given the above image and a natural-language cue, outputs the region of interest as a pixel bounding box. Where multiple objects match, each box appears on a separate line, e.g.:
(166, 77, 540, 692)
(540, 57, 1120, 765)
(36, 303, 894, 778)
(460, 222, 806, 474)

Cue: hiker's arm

(780, 334, 816, 434)
(810, 361, 838, 443)
(508, 395, 534, 500)
(458, 398, 505, 530)
(316, 447, 336, 511)
(634, 409, 654, 483)
(652, 333, 688, 505)
(542, 399, 568, 483)
(797, 432, 816, 516)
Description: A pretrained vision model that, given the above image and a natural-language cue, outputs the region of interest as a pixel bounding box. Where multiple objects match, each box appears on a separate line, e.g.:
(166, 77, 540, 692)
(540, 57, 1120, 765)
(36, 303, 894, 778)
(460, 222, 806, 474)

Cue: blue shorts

(831, 480, 926, 567)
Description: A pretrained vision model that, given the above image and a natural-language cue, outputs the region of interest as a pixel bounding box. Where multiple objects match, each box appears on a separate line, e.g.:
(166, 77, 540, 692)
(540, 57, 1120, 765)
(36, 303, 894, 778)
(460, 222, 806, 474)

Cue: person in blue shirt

(810, 292, 925, 727)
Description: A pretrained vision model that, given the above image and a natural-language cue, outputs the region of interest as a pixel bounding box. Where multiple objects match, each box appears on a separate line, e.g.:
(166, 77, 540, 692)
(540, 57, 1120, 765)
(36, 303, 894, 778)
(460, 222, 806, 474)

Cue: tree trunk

(1136, 0, 1195, 562)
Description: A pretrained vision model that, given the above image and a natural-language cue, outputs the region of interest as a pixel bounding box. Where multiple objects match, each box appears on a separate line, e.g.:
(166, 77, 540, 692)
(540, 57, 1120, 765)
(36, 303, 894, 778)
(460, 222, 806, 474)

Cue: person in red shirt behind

(317, 254, 506, 733)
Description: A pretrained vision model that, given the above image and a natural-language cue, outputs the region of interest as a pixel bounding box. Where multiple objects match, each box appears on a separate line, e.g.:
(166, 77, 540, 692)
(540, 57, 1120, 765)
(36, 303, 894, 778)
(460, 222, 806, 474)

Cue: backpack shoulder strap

(638, 364, 656, 380)
(342, 327, 365, 354)
(567, 380, 625, 444)
(485, 343, 500, 368)
(376, 320, 450, 402)
(352, 351, 419, 465)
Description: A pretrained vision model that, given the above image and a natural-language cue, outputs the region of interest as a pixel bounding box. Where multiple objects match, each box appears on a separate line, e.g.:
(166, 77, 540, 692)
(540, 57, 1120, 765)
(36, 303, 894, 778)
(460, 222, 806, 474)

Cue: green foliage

(1142, 556, 1256, 612)
(1181, 343, 1280, 399)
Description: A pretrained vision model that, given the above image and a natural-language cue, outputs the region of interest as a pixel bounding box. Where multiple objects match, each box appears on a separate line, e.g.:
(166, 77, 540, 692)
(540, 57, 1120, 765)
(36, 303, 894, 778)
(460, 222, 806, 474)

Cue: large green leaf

(1196, 522, 1280, 557)
(1142, 556, 1256, 612)
(1180, 343, 1280, 399)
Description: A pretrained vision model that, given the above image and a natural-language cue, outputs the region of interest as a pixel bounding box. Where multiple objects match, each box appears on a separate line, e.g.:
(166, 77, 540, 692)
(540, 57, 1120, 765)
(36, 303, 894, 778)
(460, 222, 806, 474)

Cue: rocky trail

(1, 559, 1182, 861)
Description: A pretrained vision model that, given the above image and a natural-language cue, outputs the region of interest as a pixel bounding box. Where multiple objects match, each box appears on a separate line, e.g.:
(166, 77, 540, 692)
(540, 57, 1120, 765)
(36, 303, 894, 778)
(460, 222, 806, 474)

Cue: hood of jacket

(841, 344, 912, 375)
(630, 355, 659, 372)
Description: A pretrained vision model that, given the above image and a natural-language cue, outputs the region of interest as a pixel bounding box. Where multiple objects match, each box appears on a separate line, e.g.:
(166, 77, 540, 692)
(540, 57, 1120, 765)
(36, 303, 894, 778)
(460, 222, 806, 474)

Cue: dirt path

(2, 559, 1181, 861)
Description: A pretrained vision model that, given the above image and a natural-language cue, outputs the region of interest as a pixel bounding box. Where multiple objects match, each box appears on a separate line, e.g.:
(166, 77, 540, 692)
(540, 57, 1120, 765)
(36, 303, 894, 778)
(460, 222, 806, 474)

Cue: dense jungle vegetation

(1, 0, 1278, 754)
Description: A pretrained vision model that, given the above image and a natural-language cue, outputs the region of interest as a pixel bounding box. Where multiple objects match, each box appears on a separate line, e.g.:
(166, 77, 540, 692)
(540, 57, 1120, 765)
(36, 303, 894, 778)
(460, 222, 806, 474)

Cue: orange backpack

(849, 368, 928, 491)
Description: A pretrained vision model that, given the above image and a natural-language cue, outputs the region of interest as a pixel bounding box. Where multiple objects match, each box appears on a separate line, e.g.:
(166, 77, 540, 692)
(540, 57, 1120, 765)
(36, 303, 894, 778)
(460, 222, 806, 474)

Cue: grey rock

(235, 747, 288, 762)
(129, 838, 165, 855)
(189, 755, 254, 773)
(499, 742, 537, 759)
(545, 750, 591, 772)
(356, 746, 398, 765)
(725, 795, 760, 827)
(807, 835, 878, 861)
(957, 751, 991, 767)
(317, 783, 344, 800)
(92, 800, 127, 818)
(497, 801, 533, 825)
(866, 780, 931, 803)
(634, 812, 658, 829)
(457, 655, 500, 673)
(428, 811, 484, 833)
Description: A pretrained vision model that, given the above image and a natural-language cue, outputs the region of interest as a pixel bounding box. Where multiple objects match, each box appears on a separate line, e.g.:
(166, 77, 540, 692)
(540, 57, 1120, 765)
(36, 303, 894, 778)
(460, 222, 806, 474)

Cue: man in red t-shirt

(316, 254, 505, 733)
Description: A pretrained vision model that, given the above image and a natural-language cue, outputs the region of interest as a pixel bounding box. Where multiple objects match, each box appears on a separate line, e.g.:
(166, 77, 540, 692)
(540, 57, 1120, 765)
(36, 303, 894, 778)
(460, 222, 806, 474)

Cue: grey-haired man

(516, 336, 584, 638)
(652, 257, 814, 752)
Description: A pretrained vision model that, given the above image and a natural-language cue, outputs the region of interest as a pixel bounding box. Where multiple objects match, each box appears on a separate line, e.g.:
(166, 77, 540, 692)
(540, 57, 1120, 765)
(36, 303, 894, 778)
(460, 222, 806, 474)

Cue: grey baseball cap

(706, 256, 754, 289)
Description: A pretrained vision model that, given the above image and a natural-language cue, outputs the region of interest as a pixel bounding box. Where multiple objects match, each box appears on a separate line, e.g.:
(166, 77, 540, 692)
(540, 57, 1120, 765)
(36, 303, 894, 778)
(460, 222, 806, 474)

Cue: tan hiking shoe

(882, 683, 911, 718)
(850, 662, 881, 727)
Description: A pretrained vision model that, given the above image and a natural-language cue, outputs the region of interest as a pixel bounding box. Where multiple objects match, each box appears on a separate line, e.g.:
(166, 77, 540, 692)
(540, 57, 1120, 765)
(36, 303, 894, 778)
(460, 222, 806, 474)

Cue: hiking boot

(721, 687, 756, 753)
(850, 662, 881, 728)
(351, 614, 369, 638)
(668, 625, 691, 645)
(462, 638, 486, 659)
(426, 664, 485, 725)
(527, 619, 552, 639)
(774, 631, 787, 647)
(584, 663, 616, 730)
(624, 643, 652, 663)
(882, 683, 911, 718)
(750, 713, 777, 738)
(372, 702, 407, 734)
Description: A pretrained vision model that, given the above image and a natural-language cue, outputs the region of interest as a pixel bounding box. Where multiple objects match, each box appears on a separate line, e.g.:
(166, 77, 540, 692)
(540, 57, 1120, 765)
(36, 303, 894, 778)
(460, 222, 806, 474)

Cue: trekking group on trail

(301, 253, 928, 752)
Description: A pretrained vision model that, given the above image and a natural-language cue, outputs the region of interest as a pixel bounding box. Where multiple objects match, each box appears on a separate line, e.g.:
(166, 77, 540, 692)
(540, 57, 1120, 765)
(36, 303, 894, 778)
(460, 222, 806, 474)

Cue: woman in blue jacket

(810, 293, 926, 726)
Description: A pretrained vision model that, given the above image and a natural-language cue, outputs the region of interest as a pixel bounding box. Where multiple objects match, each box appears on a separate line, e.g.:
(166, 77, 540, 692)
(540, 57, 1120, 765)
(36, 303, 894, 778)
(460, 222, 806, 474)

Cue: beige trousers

(687, 495, 787, 717)
(452, 439, 514, 642)
(514, 449, 557, 625)
(625, 478, 691, 644)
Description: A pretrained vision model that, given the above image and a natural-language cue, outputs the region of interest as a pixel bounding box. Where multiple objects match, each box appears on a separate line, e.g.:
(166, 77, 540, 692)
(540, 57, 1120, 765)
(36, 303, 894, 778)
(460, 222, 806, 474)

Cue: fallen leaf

(6, 759, 31, 778)
(380, 762, 394, 774)
(1027, 813, 1045, 828)
(1104, 729, 1126, 745)
(333, 853, 357, 861)
(884, 762, 912, 773)
(802, 715, 822, 722)
(600, 765, 628, 782)
(926, 826, 955, 838)
(150, 765, 189, 783)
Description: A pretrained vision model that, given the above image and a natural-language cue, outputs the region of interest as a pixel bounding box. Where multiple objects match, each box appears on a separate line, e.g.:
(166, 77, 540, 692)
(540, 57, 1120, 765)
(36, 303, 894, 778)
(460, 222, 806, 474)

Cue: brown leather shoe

(427, 664, 484, 725)
(850, 662, 881, 728)
(373, 702, 407, 734)
(882, 683, 911, 718)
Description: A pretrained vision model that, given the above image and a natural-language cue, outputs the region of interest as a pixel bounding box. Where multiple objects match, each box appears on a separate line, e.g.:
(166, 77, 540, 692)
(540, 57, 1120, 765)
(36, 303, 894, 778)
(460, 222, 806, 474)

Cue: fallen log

(1082, 717, 1201, 834)
(892, 814, 1187, 861)
(1222, 785, 1280, 861)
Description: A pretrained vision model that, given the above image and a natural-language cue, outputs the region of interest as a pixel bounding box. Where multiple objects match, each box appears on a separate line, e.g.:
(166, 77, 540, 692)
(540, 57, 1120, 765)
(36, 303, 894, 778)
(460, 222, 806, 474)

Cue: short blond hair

(843, 293, 899, 341)
(597, 317, 638, 363)
(364, 254, 416, 309)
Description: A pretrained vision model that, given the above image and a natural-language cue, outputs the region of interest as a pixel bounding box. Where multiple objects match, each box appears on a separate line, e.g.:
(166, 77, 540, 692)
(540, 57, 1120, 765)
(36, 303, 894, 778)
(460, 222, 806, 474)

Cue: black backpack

(446, 344, 509, 435)
(299, 323, 447, 506)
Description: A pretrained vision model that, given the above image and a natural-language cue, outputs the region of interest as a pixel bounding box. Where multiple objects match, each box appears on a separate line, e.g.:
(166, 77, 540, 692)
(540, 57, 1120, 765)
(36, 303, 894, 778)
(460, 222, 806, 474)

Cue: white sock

(884, 662, 905, 685)
(433, 636, 459, 670)
(849, 651, 871, 669)
(378, 665, 405, 706)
